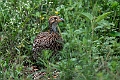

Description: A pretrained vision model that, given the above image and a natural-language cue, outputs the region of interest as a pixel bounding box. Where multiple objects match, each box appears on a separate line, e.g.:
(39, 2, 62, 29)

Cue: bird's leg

(32, 47, 40, 63)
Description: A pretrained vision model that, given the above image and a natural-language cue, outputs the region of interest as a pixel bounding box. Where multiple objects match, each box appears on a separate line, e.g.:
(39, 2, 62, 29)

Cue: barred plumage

(32, 16, 64, 59)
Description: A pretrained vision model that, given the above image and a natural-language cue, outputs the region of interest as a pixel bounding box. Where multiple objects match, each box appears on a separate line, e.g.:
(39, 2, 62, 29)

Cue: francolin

(32, 16, 64, 59)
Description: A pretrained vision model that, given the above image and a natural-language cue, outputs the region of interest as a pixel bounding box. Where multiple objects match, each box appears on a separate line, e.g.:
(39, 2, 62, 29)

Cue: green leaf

(95, 12, 111, 22)
(81, 12, 93, 21)
(110, 31, 120, 37)
(35, 12, 40, 17)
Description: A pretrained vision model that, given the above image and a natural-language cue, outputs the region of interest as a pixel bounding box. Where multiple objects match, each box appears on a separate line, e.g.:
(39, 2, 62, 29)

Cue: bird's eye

(54, 17, 57, 20)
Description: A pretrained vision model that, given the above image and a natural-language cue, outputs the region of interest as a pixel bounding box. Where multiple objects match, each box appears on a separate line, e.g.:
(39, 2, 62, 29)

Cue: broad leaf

(95, 12, 111, 22)
(81, 12, 93, 21)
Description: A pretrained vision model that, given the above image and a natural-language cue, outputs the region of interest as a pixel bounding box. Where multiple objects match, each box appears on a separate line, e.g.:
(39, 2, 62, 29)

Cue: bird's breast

(33, 32, 62, 48)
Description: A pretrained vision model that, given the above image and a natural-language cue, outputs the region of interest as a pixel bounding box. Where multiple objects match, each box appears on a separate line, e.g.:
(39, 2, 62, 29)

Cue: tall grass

(0, 0, 120, 80)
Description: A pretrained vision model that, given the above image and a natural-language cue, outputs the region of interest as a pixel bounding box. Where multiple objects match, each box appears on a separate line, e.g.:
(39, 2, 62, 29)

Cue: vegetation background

(0, 0, 120, 80)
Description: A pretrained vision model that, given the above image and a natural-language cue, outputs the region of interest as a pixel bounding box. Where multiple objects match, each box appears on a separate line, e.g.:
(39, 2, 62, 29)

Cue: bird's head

(49, 16, 64, 24)
(48, 16, 64, 33)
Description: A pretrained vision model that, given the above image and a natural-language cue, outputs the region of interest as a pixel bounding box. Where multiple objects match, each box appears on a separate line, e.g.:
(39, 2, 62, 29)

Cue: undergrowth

(0, 0, 120, 80)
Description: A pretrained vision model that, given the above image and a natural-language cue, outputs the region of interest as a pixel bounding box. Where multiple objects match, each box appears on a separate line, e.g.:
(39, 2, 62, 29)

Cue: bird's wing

(33, 32, 53, 47)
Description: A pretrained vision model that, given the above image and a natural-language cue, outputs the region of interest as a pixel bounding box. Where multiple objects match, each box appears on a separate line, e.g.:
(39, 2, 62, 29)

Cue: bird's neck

(49, 22, 58, 33)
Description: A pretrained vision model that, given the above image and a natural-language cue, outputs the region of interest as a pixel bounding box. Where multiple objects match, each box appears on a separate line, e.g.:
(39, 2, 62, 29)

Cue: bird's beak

(58, 18, 64, 22)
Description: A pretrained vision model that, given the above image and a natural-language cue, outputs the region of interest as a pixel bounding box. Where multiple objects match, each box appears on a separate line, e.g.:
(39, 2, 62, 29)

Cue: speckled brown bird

(32, 16, 64, 59)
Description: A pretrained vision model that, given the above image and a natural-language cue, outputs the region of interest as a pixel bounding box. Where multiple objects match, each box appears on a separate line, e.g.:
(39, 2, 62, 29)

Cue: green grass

(0, 0, 120, 80)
